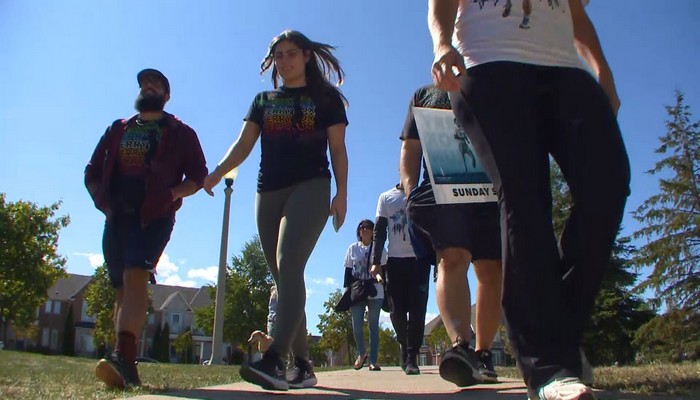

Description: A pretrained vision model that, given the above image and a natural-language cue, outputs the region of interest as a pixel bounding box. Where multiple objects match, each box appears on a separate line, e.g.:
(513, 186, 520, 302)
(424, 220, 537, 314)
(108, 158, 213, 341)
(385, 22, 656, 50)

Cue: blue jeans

(350, 298, 383, 364)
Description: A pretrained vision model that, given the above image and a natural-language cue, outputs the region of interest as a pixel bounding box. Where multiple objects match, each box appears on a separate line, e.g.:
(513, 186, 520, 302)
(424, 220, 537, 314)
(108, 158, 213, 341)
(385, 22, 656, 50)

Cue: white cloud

(379, 310, 392, 329)
(306, 288, 316, 298)
(424, 312, 439, 326)
(311, 277, 338, 286)
(154, 253, 178, 278)
(73, 252, 104, 268)
(161, 275, 198, 288)
(187, 266, 218, 283)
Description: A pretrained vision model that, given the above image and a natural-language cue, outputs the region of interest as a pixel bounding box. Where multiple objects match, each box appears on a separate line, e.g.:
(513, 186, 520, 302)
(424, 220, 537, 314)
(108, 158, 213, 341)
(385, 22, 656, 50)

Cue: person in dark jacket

(86, 68, 207, 389)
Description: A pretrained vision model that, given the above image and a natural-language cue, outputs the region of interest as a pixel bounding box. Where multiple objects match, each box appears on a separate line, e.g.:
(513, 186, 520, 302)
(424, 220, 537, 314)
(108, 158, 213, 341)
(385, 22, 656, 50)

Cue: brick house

(7, 273, 226, 362)
(420, 305, 508, 367)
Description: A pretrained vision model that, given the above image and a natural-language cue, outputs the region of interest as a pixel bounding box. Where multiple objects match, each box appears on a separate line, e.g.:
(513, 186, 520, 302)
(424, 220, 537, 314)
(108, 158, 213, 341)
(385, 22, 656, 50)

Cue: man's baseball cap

(137, 68, 170, 94)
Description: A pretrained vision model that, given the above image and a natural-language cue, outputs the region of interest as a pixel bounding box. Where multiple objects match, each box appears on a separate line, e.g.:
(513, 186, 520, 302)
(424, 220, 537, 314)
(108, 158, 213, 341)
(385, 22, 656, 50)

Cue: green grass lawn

(497, 362, 700, 396)
(0, 350, 241, 399)
(1, 350, 699, 399)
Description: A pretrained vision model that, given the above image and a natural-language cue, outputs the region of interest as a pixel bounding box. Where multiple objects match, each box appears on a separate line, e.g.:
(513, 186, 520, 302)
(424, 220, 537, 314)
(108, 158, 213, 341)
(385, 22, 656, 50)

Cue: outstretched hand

(202, 172, 223, 197)
(432, 44, 466, 92)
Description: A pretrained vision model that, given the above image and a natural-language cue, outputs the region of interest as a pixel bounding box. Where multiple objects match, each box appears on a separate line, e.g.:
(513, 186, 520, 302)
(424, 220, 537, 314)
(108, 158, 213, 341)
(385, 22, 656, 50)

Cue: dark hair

(261, 30, 348, 105)
(356, 219, 374, 241)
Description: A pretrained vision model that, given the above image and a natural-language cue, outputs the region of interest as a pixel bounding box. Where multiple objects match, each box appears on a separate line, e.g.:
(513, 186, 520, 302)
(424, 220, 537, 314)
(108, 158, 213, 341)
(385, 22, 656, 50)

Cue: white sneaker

(537, 377, 596, 400)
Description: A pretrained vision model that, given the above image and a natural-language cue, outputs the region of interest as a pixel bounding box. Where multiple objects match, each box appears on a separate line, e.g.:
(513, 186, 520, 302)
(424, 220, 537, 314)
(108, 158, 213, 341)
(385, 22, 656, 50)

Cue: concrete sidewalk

(128, 366, 682, 400)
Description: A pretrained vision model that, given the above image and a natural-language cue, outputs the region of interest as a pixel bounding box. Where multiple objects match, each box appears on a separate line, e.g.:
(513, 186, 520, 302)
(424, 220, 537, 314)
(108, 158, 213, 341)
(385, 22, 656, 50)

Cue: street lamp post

(209, 168, 238, 365)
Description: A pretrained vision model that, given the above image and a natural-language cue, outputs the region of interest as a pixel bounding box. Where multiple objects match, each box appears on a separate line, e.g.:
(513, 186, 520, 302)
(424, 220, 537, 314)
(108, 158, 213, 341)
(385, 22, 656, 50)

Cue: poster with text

(414, 107, 497, 204)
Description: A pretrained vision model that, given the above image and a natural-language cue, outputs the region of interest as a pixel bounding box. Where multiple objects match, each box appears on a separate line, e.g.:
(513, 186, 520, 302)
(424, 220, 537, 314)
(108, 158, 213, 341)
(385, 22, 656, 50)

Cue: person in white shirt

(344, 219, 387, 371)
(428, 1, 630, 399)
(370, 184, 432, 375)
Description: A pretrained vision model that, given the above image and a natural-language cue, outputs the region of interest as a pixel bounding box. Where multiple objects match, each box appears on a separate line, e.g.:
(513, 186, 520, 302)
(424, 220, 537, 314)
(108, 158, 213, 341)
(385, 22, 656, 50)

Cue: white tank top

(453, 0, 589, 70)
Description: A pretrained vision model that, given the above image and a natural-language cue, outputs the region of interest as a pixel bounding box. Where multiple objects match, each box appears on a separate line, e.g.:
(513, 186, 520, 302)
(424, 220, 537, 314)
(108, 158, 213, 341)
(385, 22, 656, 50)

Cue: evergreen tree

(160, 322, 171, 363)
(550, 162, 652, 365)
(631, 90, 700, 314)
(62, 305, 75, 356)
(151, 322, 162, 360)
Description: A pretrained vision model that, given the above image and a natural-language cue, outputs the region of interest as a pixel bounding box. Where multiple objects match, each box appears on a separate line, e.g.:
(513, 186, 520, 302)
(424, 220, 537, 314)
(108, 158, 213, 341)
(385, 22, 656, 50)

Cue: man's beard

(135, 94, 166, 112)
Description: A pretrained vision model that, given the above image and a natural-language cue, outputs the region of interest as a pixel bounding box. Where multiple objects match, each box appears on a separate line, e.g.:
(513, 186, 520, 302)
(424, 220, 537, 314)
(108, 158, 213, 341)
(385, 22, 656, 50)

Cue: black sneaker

(404, 354, 420, 375)
(476, 349, 498, 383)
(287, 357, 318, 389)
(439, 339, 482, 387)
(400, 345, 408, 371)
(240, 348, 289, 391)
(95, 353, 141, 389)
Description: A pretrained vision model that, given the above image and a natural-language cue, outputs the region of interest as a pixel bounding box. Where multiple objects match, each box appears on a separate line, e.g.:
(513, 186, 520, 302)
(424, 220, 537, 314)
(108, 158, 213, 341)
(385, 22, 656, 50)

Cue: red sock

(115, 331, 137, 364)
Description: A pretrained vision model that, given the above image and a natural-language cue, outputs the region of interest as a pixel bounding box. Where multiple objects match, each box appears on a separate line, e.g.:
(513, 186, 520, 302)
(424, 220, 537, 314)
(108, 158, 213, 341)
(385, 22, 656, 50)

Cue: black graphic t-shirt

(400, 85, 452, 185)
(112, 119, 163, 211)
(245, 86, 348, 192)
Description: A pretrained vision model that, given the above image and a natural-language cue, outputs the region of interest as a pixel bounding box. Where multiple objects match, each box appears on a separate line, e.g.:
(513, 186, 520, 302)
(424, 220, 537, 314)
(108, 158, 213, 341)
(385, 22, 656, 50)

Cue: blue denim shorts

(102, 212, 174, 288)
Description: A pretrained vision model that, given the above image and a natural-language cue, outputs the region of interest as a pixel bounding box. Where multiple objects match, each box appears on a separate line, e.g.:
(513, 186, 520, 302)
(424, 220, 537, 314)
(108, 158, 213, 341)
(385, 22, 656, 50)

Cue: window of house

(171, 313, 181, 333)
(41, 328, 50, 347)
(50, 329, 59, 350)
(45, 301, 52, 314)
(80, 333, 94, 354)
(53, 301, 61, 314)
(148, 314, 155, 325)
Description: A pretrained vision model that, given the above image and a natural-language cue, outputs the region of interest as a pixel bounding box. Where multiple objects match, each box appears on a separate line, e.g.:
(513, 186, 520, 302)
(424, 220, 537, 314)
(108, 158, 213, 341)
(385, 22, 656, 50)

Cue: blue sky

(1, 1, 698, 336)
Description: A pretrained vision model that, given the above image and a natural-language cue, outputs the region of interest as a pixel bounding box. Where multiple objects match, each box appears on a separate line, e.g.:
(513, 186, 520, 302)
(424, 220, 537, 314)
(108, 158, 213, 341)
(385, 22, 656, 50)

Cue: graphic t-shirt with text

(113, 119, 163, 210)
(245, 86, 348, 192)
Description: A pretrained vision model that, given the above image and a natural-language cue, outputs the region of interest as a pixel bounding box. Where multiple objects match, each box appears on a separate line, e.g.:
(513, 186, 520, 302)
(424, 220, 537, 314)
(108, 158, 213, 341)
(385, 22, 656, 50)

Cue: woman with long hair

(343, 219, 386, 372)
(203, 30, 348, 391)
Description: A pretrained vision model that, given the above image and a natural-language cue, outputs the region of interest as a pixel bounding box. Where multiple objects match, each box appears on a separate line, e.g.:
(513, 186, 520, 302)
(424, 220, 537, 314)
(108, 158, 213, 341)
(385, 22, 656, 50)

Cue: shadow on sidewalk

(146, 386, 673, 400)
(155, 387, 525, 399)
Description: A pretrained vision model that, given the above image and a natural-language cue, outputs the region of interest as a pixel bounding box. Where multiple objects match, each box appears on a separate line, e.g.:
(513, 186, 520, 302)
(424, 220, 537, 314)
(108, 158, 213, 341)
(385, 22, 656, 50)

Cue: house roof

(150, 284, 200, 310)
(424, 304, 478, 336)
(47, 274, 92, 301)
(189, 286, 214, 310)
(46, 273, 212, 311)
(160, 291, 192, 311)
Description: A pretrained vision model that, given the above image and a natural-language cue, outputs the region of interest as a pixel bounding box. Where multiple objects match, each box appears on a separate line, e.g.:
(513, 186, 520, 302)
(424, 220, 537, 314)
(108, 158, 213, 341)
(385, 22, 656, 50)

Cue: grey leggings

(256, 177, 330, 359)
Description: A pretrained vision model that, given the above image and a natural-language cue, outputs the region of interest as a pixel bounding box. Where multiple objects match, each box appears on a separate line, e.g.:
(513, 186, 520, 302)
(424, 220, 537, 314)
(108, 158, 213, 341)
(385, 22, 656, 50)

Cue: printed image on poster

(413, 107, 497, 204)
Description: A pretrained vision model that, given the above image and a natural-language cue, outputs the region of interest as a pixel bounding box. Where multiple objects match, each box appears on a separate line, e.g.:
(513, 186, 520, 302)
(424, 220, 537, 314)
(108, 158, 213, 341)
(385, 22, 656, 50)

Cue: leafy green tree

(633, 309, 700, 363)
(62, 306, 75, 356)
(194, 235, 273, 346)
(307, 335, 328, 367)
(317, 289, 355, 365)
(631, 91, 700, 314)
(426, 322, 450, 357)
(173, 330, 194, 364)
(193, 287, 215, 336)
(550, 163, 653, 365)
(377, 326, 401, 366)
(84, 264, 115, 350)
(0, 194, 69, 341)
